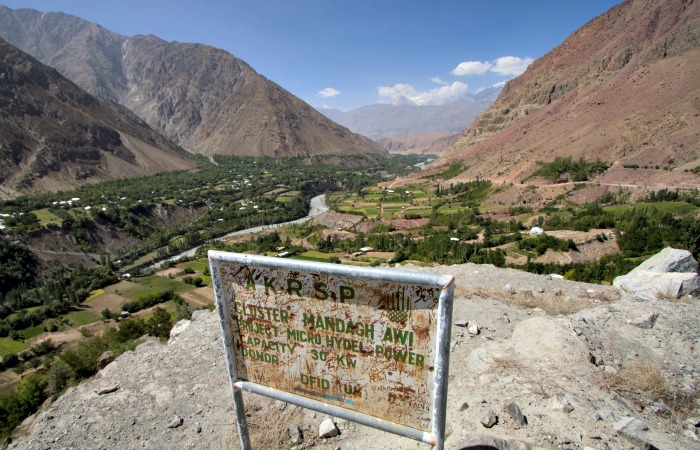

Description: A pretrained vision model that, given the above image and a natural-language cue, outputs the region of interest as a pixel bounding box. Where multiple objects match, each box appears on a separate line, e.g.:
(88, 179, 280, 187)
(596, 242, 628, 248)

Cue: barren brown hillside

(0, 39, 196, 199)
(440, 0, 700, 187)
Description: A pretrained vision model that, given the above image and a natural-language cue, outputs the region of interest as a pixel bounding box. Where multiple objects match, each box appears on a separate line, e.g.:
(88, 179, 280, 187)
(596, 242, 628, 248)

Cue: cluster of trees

(517, 235, 577, 256)
(0, 307, 182, 437)
(530, 156, 608, 182)
(0, 257, 116, 337)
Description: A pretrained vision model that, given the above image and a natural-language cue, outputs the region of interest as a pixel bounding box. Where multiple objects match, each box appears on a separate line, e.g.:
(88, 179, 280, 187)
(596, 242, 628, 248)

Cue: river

(150, 194, 328, 267)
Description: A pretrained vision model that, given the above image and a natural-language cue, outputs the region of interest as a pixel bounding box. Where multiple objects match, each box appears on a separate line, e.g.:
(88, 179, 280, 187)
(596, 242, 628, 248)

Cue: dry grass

(490, 354, 554, 399)
(491, 355, 522, 370)
(459, 285, 612, 315)
(596, 361, 699, 419)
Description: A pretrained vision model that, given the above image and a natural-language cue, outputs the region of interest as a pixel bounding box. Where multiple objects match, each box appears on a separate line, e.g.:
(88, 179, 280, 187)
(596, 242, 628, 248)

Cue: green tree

(147, 307, 173, 339)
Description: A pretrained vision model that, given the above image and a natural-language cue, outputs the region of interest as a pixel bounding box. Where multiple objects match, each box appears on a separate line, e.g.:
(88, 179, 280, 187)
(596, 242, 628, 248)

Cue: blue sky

(3, 0, 621, 110)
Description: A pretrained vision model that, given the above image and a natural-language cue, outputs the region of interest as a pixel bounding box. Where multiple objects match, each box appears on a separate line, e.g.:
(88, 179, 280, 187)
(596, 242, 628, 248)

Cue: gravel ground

(9, 263, 700, 450)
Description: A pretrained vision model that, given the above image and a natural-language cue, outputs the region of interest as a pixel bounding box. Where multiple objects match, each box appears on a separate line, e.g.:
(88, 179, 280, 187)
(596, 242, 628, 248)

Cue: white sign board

(209, 251, 454, 448)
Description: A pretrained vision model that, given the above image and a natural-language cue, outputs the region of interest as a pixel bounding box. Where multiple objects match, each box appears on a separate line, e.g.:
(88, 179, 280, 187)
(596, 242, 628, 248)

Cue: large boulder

(613, 247, 700, 301)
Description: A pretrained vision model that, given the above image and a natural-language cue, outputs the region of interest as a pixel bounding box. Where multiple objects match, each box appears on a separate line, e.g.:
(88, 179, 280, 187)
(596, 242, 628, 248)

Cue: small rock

(467, 394, 487, 406)
(94, 385, 120, 395)
(96, 351, 115, 370)
(459, 402, 469, 411)
(649, 400, 669, 415)
(194, 422, 202, 433)
(684, 429, 700, 442)
(168, 320, 191, 344)
(480, 408, 498, 428)
(275, 400, 287, 411)
(499, 314, 510, 324)
(613, 417, 658, 449)
(505, 401, 527, 428)
(595, 407, 614, 421)
(551, 395, 574, 413)
(536, 287, 545, 293)
(503, 283, 513, 293)
(626, 312, 658, 329)
(685, 417, 700, 427)
(454, 434, 524, 450)
(319, 418, 339, 438)
(191, 310, 208, 321)
(166, 416, 184, 429)
(454, 319, 469, 327)
(289, 424, 303, 444)
(468, 323, 480, 335)
(552, 287, 563, 296)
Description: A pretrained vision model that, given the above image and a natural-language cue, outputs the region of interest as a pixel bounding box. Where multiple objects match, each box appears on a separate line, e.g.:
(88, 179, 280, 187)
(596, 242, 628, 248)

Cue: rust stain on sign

(215, 261, 443, 431)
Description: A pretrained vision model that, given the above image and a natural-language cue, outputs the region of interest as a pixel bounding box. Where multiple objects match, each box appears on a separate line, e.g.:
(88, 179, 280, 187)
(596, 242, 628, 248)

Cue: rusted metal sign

(209, 251, 454, 448)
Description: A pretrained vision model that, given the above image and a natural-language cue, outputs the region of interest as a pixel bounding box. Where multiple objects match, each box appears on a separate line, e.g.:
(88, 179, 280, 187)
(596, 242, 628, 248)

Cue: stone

(191, 310, 208, 321)
(613, 417, 659, 449)
(166, 416, 184, 429)
(684, 429, 700, 442)
(551, 395, 574, 413)
(613, 247, 700, 300)
(504, 401, 527, 428)
(275, 400, 287, 411)
(468, 322, 480, 335)
(614, 270, 700, 300)
(96, 351, 115, 370)
(168, 320, 191, 344)
(595, 407, 614, 421)
(503, 283, 513, 293)
(289, 424, 303, 444)
(466, 348, 495, 372)
(318, 418, 339, 438)
(626, 312, 658, 329)
(480, 408, 498, 428)
(459, 402, 469, 411)
(649, 401, 669, 415)
(686, 417, 700, 427)
(453, 434, 520, 450)
(635, 247, 699, 273)
(94, 385, 119, 395)
(500, 314, 510, 324)
(467, 394, 487, 406)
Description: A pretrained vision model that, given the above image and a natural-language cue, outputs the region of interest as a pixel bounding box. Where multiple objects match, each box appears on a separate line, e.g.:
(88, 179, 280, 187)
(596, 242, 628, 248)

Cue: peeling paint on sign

(213, 257, 448, 432)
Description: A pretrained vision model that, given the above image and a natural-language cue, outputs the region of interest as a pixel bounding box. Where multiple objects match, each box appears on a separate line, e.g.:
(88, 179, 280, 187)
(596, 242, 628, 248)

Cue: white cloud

(451, 61, 492, 76)
(491, 56, 534, 76)
(318, 87, 340, 98)
(377, 81, 469, 105)
(451, 56, 534, 77)
(430, 76, 448, 85)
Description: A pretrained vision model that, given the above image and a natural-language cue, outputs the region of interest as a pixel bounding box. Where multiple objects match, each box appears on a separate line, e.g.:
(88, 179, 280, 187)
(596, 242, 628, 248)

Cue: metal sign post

(209, 251, 454, 449)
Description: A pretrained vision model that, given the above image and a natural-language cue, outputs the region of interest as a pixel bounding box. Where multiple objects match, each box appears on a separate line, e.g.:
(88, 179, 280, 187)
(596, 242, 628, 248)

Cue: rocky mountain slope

(438, 0, 700, 186)
(0, 5, 384, 158)
(374, 132, 454, 155)
(0, 39, 195, 199)
(10, 260, 699, 449)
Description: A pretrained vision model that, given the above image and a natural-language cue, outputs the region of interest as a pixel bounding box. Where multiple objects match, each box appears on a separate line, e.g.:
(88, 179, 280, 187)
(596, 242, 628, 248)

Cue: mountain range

(318, 88, 500, 140)
(0, 5, 383, 160)
(434, 0, 700, 187)
(1, 0, 698, 197)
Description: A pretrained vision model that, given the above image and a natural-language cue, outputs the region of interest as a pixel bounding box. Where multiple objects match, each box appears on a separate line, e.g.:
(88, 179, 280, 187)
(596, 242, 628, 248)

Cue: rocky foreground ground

(9, 262, 700, 450)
